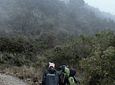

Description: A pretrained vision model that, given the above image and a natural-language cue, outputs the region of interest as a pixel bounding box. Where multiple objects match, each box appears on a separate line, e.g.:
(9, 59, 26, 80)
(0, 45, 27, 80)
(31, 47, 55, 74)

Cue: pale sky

(84, 0, 115, 15)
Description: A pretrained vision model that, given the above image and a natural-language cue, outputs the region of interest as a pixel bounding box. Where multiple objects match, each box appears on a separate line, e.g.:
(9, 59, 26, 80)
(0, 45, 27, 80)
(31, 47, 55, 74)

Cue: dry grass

(0, 65, 43, 85)
(0, 58, 83, 85)
(0, 55, 46, 85)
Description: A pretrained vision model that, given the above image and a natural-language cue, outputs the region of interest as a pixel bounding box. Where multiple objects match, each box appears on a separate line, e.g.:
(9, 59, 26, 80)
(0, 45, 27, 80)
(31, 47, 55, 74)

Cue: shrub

(44, 30, 115, 69)
(80, 45, 115, 85)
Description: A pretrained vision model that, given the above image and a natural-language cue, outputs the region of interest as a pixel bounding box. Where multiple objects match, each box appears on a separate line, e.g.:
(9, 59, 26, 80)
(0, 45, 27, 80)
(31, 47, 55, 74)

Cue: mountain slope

(0, 0, 115, 37)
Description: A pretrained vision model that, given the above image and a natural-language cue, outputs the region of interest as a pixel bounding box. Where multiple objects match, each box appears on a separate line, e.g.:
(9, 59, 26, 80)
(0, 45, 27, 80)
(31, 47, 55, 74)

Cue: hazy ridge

(0, 0, 115, 37)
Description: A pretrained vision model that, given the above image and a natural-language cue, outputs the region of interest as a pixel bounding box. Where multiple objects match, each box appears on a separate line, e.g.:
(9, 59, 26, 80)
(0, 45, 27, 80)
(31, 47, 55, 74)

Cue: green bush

(24, 60, 31, 66)
(110, 35, 115, 47)
(80, 45, 115, 85)
(44, 30, 115, 70)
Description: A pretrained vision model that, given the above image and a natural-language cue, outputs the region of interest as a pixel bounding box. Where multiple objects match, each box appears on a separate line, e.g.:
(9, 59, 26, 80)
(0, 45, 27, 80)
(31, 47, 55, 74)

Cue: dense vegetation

(0, 0, 115, 36)
(44, 30, 115, 85)
(0, 33, 64, 66)
(0, 30, 114, 84)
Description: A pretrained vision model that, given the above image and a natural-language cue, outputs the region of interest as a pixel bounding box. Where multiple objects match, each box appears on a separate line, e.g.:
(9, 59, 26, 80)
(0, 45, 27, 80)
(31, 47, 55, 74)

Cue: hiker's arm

(74, 75, 80, 84)
(42, 71, 47, 85)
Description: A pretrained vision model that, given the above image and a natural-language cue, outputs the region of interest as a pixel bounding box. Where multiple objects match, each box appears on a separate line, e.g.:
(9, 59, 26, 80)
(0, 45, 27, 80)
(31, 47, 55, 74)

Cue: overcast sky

(84, 0, 115, 15)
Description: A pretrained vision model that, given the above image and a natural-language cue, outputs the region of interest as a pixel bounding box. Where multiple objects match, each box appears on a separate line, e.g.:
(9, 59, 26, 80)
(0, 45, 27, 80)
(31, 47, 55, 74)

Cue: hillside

(0, 0, 115, 85)
(0, 0, 115, 37)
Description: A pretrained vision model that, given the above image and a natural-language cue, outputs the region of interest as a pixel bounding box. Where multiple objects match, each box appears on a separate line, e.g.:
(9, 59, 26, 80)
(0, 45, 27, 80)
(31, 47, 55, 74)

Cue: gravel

(0, 73, 28, 85)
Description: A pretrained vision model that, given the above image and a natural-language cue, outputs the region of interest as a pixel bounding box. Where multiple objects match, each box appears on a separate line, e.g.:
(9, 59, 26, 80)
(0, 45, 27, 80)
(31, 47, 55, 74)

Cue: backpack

(61, 66, 76, 85)
(45, 70, 59, 85)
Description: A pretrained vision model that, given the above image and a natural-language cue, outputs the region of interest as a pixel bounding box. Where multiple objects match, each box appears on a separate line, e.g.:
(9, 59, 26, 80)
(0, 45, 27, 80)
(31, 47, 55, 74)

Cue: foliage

(0, 34, 58, 66)
(0, 28, 115, 84)
(43, 30, 115, 85)
(80, 45, 115, 85)
(44, 30, 114, 68)
(0, 0, 115, 37)
(110, 35, 115, 47)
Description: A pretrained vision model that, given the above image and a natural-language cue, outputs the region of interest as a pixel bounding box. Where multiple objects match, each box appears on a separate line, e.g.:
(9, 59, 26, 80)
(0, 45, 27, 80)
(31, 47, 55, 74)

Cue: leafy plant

(80, 45, 115, 85)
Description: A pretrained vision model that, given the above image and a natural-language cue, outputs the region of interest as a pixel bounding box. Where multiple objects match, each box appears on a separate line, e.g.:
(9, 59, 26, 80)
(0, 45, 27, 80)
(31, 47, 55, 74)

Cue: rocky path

(0, 73, 28, 85)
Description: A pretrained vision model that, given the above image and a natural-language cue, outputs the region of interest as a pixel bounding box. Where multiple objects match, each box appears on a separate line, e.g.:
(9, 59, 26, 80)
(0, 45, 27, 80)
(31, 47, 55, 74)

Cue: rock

(6, 72, 9, 75)
(27, 78, 31, 81)
(39, 81, 42, 85)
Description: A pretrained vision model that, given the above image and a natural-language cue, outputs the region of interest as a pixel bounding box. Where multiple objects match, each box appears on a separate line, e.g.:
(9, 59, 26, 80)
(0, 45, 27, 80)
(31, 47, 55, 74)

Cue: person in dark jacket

(59, 61, 80, 85)
(42, 62, 60, 85)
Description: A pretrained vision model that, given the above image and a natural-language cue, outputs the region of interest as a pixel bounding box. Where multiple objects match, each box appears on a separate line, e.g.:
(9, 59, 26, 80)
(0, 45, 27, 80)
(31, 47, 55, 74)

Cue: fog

(0, 0, 115, 36)
(84, 0, 115, 15)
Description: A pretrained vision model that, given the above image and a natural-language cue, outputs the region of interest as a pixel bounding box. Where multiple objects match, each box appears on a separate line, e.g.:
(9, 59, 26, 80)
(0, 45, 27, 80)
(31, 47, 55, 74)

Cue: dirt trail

(0, 73, 28, 85)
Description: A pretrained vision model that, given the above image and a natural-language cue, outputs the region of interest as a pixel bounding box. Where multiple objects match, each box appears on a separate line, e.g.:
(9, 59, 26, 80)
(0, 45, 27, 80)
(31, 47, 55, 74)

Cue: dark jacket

(42, 68, 60, 85)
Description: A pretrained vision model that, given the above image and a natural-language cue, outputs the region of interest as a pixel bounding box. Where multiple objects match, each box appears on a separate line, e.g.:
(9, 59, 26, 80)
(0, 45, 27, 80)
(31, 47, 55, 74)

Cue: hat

(49, 62, 55, 68)
(61, 61, 68, 66)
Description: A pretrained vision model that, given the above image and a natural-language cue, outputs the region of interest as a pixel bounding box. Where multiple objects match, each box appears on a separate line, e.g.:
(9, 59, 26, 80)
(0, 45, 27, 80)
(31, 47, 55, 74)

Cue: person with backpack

(42, 62, 60, 85)
(59, 61, 80, 85)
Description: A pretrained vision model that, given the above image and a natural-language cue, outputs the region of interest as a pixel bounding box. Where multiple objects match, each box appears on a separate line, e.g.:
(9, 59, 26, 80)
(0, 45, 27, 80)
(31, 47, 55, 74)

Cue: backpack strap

(61, 67, 70, 84)
(61, 72, 66, 83)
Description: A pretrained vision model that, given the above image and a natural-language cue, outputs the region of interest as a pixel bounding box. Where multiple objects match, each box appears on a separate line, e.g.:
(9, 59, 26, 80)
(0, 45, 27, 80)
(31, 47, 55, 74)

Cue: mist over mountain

(84, 3, 115, 21)
(0, 0, 115, 37)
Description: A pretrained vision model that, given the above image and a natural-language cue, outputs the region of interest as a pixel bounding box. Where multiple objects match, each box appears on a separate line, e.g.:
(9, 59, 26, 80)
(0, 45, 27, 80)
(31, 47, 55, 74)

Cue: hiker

(42, 62, 60, 85)
(59, 61, 80, 85)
